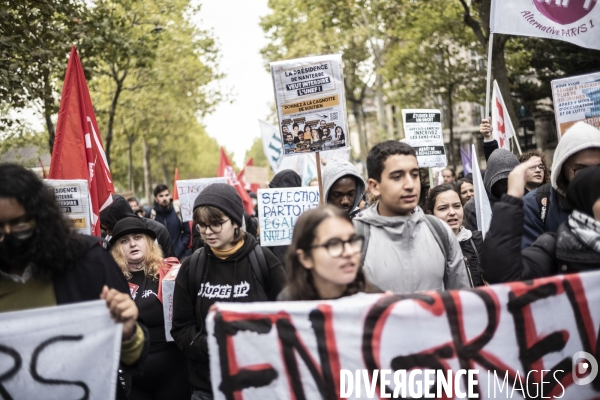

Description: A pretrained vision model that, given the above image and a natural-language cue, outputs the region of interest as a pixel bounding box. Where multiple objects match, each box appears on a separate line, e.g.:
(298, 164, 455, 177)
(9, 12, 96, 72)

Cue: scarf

(211, 239, 245, 260)
(568, 210, 600, 253)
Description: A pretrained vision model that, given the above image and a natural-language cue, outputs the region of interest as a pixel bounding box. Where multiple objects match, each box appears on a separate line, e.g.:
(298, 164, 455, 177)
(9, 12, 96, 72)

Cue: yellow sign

(281, 95, 339, 115)
(68, 217, 87, 229)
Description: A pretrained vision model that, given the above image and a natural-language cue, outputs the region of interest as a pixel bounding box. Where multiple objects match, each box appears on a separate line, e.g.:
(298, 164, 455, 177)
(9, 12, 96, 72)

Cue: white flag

(491, 80, 516, 150)
(471, 144, 493, 238)
(490, 0, 600, 50)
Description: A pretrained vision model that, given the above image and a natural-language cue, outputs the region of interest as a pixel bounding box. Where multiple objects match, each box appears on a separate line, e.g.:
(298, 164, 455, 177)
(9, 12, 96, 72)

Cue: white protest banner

(207, 270, 600, 400)
(162, 265, 180, 342)
(402, 109, 447, 168)
(176, 178, 227, 222)
(0, 300, 121, 399)
(551, 71, 600, 139)
(472, 144, 493, 239)
(270, 55, 349, 155)
(257, 186, 320, 246)
(490, 0, 600, 51)
(45, 179, 92, 235)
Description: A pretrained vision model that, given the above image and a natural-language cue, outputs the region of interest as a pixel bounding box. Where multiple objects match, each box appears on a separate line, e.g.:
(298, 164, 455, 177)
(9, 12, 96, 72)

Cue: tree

(244, 137, 269, 169)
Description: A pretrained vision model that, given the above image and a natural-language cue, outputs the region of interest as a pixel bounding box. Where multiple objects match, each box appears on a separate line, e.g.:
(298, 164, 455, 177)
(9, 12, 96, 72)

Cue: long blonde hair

(110, 234, 164, 280)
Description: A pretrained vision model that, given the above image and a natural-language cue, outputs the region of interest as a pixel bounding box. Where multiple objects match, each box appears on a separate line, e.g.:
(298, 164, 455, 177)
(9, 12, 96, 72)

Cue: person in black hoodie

(100, 194, 176, 258)
(171, 183, 287, 400)
(266, 169, 302, 264)
(481, 161, 600, 283)
(426, 184, 483, 286)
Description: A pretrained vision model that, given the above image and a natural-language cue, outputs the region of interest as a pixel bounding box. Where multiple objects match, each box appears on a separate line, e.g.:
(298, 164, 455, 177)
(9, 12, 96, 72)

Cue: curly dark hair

(284, 205, 369, 301)
(518, 149, 550, 184)
(0, 163, 88, 278)
(366, 140, 417, 182)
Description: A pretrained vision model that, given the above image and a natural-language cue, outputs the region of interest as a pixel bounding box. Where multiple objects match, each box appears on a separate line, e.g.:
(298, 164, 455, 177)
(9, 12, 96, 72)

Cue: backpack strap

(354, 218, 370, 266)
(536, 182, 551, 225)
(187, 247, 207, 314)
(173, 204, 184, 227)
(248, 245, 270, 296)
(423, 215, 451, 289)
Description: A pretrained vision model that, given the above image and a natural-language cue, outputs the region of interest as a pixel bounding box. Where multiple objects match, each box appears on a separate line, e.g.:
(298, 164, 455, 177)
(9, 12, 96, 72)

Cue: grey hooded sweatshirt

(322, 158, 365, 217)
(463, 149, 519, 231)
(353, 204, 471, 294)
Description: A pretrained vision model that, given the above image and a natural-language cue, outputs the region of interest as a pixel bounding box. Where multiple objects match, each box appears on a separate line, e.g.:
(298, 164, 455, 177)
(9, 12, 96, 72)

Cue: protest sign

(0, 300, 121, 399)
(162, 265, 181, 342)
(207, 270, 600, 400)
(257, 187, 320, 246)
(244, 166, 269, 186)
(551, 71, 600, 139)
(402, 109, 447, 168)
(270, 55, 348, 155)
(45, 179, 92, 235)
(490, 0, 600, 51)
(176, 178, 227, 222)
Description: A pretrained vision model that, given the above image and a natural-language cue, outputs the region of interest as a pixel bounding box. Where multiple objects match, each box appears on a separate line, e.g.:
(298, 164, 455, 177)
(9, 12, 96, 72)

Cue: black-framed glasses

(310, 235, 364, 258)
(528, 164, 545, 171)
(196, 219, 229, 234)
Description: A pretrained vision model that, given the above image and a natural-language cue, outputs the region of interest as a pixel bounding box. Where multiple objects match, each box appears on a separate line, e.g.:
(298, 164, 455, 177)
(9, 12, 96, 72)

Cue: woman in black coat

(426, 183, 484, 286)
(481, 161, 600, 283)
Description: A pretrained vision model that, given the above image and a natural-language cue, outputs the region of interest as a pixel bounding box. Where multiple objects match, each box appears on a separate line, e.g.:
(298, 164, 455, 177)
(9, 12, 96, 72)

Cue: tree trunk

(105, 69, 127, 167)
(351, 101, 369, 166)
(491, 36, 518, 130)
(142, 137, 152, 204)
(374, 72, 388, 140)
(127, 135, 134, 191)
(43, 70, 56, 154)
(447, 89, 457, 171)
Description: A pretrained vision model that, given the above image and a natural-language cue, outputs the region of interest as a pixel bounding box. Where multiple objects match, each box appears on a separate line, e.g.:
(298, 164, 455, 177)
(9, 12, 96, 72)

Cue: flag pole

(316, 152, 324, 205)
(512, 135, 523, 155)
(485, 33, 494, 118)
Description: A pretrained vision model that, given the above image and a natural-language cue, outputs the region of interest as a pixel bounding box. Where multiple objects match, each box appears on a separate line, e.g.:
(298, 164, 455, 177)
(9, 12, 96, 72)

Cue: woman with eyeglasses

(481, 161, 600, 283)
(278, 205, 380, 301)
(171, 183, 287, 400)
(109, 217, 190, 400)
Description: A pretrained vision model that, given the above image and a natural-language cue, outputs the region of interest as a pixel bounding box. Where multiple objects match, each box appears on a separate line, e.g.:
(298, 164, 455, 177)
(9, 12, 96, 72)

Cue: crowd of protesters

(1, 119, 600, 399)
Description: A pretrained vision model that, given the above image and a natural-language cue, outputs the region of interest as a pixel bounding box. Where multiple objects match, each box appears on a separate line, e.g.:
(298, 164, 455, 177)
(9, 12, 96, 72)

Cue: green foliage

(244, 137, 269, 169)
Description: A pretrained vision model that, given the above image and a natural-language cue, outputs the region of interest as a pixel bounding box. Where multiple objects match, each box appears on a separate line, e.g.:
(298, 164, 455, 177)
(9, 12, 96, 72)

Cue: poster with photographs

(551, 71, 600, 140)
(270, 54, 349, 156)
(402, 109, 447, 168)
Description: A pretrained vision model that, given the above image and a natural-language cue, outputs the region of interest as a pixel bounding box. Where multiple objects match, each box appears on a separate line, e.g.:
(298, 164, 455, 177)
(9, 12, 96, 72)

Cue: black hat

(193, 183, 243, 227)
(110, 217, 156, 245)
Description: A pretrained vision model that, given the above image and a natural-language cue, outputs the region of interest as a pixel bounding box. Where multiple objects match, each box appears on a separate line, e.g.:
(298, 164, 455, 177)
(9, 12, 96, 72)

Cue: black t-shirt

(129, 270, 167, 352)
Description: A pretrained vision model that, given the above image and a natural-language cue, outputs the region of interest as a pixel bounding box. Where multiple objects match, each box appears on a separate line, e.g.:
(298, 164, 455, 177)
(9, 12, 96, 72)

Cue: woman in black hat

(110, 217, 190, 400)
(171, 183, 288, 400)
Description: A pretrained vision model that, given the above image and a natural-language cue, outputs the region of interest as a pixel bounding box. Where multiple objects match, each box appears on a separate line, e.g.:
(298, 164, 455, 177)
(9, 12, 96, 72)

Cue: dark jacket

(481, 194, 600, 283)
(100, 195, 175, 257)
(521, 183, 570, 249)
(170, 235, 287, 392)
(483, 139, 499, 162)
(458, 230, 485, 287)
(53, 235, 150, 400)
(151, 202, 191, 259)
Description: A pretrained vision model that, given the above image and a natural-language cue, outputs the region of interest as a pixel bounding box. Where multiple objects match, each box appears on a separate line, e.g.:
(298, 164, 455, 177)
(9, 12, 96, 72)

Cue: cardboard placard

(176, 178, 227, 222)
(244, 166, 269, 186)
(402, 109, 447, 168)
(551, 71, 600, 139)
(257, 187, 320, 246)
(270, 54, 349, 155)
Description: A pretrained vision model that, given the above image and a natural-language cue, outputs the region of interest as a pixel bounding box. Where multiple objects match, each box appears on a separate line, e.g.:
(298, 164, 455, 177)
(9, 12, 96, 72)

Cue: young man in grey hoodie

(354, 141, 471, 294)
(322, 158, 366, 218)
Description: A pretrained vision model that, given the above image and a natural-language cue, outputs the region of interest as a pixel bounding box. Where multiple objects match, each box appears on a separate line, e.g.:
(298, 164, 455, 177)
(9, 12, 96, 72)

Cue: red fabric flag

(237, 158, 260, 195)
(217, 148, 254, 215)
(49, 47, 114, 236)
(172, 168, 180, 201)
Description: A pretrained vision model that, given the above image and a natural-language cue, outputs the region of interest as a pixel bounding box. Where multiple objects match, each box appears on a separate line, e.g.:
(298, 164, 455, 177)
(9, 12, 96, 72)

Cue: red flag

(172, 168, 180, 201)
(217, 148, 254, 215)
(237, 158, 260, 194)
(49, 47, 114, 236)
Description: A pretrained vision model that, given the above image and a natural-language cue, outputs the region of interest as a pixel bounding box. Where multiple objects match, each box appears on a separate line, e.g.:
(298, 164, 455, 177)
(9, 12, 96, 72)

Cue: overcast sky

(193, 0, 273, 167)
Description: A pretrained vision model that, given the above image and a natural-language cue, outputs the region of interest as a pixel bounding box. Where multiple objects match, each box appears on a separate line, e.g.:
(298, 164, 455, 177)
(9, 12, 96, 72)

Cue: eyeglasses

(0, 216, 36, 242)
(195, 219, 229, 234)
(528, 164, 545, 171)
(310, 235, 364, 258)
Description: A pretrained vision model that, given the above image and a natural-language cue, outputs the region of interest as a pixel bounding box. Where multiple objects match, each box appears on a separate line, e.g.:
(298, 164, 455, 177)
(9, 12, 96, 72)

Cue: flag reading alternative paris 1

(208, 270, 600, 399)
(270, 55, 349, 156)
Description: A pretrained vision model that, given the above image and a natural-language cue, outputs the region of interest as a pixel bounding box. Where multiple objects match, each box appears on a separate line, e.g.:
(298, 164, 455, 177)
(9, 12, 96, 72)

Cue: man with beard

(0, 163, 148, 400)
(149, 184, 191, 259)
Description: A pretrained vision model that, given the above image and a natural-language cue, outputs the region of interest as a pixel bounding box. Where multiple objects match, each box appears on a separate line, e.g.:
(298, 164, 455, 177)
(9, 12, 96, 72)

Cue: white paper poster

(45, 179, 92, 235)
(207, 270, 600, 400)
(0, 300, 121, 399)
(257, 186, 320, 246)
(270, 55, 349, 155)
(176, 178, 227, 222)
(402, 109, 447, 168)
(551, 71, 600, 139)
